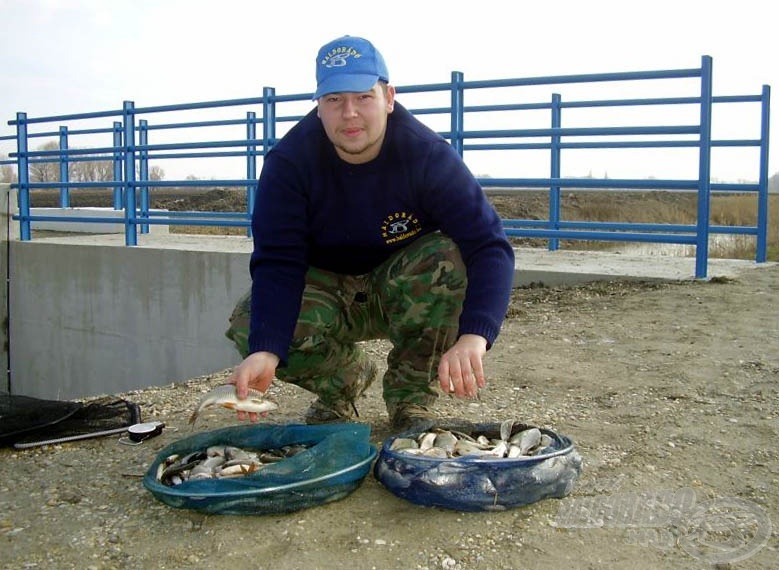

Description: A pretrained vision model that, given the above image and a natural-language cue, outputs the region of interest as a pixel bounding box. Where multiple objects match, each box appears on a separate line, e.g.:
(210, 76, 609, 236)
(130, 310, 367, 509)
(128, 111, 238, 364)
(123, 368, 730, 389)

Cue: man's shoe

(389, 403, 437, 433)
(305, 398, 357, 424)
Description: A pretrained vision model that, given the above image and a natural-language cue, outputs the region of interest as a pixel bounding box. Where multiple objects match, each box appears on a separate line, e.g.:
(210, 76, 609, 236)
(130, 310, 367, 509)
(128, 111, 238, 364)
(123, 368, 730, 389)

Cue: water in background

(611, 234, 746, 258)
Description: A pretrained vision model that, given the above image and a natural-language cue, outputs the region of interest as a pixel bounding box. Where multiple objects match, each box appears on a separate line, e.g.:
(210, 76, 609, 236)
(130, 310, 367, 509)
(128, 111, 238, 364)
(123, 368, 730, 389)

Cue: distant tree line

(0, 141, 164, 187)
(0, 159, 13, 184)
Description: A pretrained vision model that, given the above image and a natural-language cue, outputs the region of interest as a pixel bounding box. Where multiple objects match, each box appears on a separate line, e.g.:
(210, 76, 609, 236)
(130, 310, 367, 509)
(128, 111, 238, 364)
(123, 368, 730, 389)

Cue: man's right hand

(227, 351, 280, 421)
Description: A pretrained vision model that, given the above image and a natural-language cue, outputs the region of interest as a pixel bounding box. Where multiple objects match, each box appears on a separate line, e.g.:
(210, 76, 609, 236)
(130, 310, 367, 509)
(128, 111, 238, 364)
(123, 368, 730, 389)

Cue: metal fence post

(755, 84, 771, 263)
(262, 87, 276, 150)
(15, 112, 30, 241)
(450, 71, 464, 157)
(139, 119, 149, 234)
(58, 126, 69, 208)
(257, 87, 276, 233)
(695, 55, 713, 279)
(112, 121, 123, 210)
(548, 93, 562, 251)
(246, 110, 257, 238)
(122, 101, 138, 246)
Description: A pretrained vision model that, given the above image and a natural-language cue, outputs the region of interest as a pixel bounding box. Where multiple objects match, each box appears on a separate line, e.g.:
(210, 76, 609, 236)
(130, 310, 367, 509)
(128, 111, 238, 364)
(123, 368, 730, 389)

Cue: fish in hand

(189, 384, 278, 425)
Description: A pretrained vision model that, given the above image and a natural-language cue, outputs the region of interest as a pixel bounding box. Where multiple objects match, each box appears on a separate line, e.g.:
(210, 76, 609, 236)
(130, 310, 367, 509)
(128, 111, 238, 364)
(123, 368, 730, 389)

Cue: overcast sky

(1, 0, 775, 181)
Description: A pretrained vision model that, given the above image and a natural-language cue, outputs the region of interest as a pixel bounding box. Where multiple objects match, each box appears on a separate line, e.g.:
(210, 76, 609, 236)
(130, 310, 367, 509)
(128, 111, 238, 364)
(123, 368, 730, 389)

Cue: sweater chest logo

(381, 211, 421, 245)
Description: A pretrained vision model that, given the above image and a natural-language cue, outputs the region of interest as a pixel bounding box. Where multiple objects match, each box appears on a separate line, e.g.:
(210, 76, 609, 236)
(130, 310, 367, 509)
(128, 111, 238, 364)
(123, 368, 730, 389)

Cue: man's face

(316, 82, 395, 164)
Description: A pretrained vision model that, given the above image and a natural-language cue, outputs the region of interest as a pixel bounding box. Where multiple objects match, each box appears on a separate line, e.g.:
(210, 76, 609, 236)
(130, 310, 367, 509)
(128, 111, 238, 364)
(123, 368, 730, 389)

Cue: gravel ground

(1, 262, 777, 570)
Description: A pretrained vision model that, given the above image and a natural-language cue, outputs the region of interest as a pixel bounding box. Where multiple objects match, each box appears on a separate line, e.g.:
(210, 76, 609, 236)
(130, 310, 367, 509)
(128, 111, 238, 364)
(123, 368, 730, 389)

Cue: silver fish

(476, 435, 491, 447)
(500, 419, 514, 442)
(390, 437, 419, 452)
(421, 447, 449, 458)
(190, 455, 225, 477)
(487, 440, 509, 458)
(507, 445, 523, 458)
(393, 424, 553, 460)
(189, 384, 278, 425)
(418, 431, 438, 451)
(219, 463, 260, 477)
(433, 431, 458, 455)
(158, 443, 309, 486)
(453, 438, 493, 457)
(513, 427, 542, 455)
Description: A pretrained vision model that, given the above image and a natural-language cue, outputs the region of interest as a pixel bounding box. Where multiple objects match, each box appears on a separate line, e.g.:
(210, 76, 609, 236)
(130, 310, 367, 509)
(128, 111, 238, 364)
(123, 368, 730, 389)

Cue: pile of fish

(390, 421, 554, 460)
(156, 444, 309, 486)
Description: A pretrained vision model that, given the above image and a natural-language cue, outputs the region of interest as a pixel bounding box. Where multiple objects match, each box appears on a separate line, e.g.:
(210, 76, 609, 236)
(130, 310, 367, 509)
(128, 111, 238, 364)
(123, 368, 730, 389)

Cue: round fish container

(144, 423, 377, 515)
(374, 422, 582, 512)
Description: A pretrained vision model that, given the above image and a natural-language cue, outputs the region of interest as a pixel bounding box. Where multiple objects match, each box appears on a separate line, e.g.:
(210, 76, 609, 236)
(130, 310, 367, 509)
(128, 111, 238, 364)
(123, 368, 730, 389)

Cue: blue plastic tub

(374, 423, 582, 512)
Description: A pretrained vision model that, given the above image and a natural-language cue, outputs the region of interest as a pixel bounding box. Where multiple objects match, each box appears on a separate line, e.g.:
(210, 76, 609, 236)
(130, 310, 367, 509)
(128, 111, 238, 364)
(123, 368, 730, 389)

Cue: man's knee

(226, 289, 252, 358)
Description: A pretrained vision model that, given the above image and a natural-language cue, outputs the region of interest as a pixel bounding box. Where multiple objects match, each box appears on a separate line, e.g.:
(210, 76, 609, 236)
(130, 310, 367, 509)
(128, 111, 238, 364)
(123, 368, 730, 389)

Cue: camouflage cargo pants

(225, 232, 467, 415)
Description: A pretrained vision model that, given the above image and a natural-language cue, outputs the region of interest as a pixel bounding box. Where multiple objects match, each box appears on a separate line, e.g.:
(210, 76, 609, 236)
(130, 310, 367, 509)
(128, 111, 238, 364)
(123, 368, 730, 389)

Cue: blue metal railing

(1, 55, 771, 278)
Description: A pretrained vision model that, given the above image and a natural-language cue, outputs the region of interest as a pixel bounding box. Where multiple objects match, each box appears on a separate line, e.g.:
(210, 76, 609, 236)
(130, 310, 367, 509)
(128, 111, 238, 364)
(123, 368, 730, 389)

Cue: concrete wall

(8, 197, 727, 401)
(9, 237, 251, 400)
(1, 184, 9, 393)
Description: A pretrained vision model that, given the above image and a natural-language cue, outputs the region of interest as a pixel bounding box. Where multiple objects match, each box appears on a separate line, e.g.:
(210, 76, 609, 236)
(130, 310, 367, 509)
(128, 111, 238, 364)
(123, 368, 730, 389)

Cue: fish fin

(500, 419, 514, 441)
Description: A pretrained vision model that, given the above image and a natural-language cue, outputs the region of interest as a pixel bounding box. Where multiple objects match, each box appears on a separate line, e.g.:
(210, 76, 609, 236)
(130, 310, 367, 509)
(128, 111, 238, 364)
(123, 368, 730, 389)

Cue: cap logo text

(321, 46, 362, 69)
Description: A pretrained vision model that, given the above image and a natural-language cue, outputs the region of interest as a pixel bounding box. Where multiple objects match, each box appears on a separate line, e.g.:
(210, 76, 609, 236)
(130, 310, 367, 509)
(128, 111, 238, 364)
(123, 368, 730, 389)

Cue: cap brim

(313, 74, 380, 100)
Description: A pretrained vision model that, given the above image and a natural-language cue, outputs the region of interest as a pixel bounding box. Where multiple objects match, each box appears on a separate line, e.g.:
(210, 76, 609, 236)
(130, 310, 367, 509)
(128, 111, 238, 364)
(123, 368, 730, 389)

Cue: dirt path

(1, 263, 777, 569)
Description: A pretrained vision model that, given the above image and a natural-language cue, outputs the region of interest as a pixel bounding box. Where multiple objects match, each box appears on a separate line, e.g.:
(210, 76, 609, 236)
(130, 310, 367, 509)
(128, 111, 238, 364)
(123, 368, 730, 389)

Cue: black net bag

(0, 394, 141, 448)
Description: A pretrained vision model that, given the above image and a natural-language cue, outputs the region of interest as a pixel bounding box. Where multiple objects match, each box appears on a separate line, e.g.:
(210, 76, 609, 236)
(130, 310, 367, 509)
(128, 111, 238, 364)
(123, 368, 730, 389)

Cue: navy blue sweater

(248, 102, 515, 363)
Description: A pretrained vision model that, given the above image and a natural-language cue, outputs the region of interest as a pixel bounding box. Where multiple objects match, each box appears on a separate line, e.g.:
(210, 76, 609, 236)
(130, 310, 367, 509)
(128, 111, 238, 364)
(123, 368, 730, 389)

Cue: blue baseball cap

(313, 36, 389, 100)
